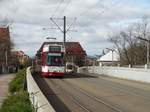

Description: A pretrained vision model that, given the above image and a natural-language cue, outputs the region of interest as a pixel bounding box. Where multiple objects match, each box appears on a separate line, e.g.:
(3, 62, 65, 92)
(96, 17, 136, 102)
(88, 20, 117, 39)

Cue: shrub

(0, 68, 34, 112)
(9, 69, 26, 93)
(0, 91, 34, 112)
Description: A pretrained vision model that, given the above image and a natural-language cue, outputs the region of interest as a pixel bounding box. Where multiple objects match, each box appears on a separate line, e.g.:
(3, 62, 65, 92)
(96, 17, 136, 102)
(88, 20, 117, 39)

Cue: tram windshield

(47, 55, 63, 66)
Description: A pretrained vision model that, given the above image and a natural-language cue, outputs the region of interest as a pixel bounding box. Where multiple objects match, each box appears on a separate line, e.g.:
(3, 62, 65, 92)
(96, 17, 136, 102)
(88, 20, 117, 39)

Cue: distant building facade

(11, 51, 30, 66)
(97, 50, 120, 66)
(37, 42, 87, 67)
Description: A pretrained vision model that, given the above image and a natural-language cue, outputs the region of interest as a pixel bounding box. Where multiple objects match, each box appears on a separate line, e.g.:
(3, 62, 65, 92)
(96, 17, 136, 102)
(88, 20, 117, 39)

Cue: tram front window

(47, 56, 63, 66)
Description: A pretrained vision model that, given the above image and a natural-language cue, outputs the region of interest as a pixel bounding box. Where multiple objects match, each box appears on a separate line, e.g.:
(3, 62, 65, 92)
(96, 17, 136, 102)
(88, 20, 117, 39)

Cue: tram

(40, 44, 65, 77)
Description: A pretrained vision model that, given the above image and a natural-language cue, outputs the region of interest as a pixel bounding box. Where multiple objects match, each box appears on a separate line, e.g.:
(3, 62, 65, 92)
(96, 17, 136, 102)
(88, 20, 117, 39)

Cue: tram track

(84, 77, 150, 101)
(61, 79, 123, 112)
(47, 79, 92, 112)
(60, 74, 150, 112)
(33, 72, 150, 112)
(46, 78, 123, 112)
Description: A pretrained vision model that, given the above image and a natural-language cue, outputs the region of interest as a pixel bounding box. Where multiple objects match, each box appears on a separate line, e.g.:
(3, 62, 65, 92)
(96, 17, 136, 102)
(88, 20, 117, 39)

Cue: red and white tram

(41, 44, 65, 77)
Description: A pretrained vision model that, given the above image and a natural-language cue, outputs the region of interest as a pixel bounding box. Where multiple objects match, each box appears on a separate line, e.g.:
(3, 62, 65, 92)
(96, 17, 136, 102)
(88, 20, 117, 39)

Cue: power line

(51, 0, 65, 18)
(78, 0, 121, 18)
(78, 0, 105, 17)
(60, 0, 72, 16)
(76, 0, 122, 31)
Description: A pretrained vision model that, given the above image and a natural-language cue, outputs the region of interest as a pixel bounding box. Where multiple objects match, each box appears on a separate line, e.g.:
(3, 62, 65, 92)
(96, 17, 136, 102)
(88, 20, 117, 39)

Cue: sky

(0, 0, 150, 57)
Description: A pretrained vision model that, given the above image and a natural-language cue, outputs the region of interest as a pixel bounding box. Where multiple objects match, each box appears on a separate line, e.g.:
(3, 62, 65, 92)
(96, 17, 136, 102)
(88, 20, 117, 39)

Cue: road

(33, 73, 150, 112)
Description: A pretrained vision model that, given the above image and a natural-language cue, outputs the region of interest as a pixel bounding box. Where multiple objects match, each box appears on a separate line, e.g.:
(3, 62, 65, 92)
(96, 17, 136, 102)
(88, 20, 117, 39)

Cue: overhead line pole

(63, 16, 66, 47)
(49, 16, 76, 65)
(106, 48, 116, 62)
(63, 16, 66, 64)
(137, 37, 150, 65)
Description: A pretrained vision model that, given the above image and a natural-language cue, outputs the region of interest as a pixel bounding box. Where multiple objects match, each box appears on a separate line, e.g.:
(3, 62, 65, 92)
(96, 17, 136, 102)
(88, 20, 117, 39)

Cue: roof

(97, 50, 120, 62)
(11, 51, 25, 56)
(38, 42, 87, 55)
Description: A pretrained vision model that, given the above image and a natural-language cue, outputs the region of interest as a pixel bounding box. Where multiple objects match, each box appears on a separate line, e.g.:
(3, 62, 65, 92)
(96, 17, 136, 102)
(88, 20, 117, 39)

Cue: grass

(0, 92, 34, 112)
(0, 69, 34, 112)
(9, 69, 26, 93)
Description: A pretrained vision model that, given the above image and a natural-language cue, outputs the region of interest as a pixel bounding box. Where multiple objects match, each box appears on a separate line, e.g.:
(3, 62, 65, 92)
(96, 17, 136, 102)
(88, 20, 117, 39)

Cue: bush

(0, 91, 34, 112)
(9, 69, 26, 93)
(0, 68, 34, 112)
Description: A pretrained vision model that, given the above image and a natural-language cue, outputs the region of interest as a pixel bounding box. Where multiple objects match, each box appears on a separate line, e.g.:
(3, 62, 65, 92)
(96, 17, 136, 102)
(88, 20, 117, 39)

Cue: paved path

(0, 74, 15, 107)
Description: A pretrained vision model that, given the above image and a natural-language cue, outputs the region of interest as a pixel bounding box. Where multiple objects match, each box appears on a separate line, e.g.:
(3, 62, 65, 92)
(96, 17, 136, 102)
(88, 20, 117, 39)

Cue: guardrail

(26, 67, 56, 112)
(78, 66, 150, 83)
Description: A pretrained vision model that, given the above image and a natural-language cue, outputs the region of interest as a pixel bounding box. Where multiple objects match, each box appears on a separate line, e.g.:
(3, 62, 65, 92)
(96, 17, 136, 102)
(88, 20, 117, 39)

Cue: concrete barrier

(78, 66, 150, 83)
(26, 67, 55, 112)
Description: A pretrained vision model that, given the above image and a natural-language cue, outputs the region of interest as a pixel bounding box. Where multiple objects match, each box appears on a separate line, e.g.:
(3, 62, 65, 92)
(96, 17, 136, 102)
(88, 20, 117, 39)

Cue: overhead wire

(49, 0, 65, 32)
(78, 0, 105, 18)
(51, 0, 65, 18)
(76, 0, 122, 30)
(59, 0, 72, 16)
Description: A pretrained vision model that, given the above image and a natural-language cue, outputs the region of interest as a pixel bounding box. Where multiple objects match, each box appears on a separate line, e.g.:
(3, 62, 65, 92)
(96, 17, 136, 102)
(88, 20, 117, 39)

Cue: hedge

(0, 69, 34, 112)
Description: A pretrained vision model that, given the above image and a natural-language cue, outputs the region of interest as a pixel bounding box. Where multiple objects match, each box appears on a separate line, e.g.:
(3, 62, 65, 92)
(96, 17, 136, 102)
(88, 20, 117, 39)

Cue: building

(11, 51, 30, 66)
(97, 50, 120, 66)
(0, 27, 11, 73)
(86, 55, 98, 66)
(37, 42, 87, 67)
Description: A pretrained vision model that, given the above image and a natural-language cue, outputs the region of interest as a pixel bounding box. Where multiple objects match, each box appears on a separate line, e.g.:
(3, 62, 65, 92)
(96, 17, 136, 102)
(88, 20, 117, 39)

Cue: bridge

(27, 66, 150, 112)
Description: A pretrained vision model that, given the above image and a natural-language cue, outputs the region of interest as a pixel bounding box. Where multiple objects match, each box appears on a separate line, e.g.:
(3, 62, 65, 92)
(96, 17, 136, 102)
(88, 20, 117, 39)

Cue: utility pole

(146, 41, 149, 65)
(106, 48, 116, 62)
(5, 49, 8, 73)
(137, 37, 150, 65)
(63, 16, 66, 64)
(49, 16, 76, 65)
(63, 16, 66, 44)
(5, 50, 8, 66)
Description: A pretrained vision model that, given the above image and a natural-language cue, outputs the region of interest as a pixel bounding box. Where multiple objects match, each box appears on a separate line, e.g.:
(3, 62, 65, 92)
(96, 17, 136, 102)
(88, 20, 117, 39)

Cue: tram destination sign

(49, 45, 61, 52)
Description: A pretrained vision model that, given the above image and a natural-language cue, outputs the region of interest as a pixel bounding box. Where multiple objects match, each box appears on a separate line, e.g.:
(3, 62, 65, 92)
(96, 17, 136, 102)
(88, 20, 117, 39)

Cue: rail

(78, 66, 150, 83)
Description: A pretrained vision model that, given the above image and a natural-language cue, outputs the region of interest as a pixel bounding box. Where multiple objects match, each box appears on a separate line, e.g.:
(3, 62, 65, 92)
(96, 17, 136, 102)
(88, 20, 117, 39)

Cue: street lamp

(106, 48, 116, 62)
(137, 37, 150, 65)
(5, 50, 8, 66)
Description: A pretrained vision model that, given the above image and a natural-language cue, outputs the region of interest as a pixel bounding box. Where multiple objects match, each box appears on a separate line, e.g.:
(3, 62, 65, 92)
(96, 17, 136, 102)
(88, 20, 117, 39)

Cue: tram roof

(38, 42, 87, 55)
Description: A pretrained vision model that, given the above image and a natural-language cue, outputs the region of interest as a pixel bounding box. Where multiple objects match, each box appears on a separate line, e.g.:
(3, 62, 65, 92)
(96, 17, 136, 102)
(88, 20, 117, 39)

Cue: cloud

(0, 0, 150, 56)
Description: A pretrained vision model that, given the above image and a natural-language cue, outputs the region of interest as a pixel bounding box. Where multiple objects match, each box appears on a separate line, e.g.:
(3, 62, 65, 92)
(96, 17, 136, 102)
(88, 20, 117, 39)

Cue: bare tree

(108, 17, 149, 66)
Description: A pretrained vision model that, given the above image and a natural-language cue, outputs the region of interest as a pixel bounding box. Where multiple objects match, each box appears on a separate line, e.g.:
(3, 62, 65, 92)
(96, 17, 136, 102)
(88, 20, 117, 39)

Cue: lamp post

(106, 48, 115, 62)
(5, 50, 8, 66)
(137, 37, 150, 65)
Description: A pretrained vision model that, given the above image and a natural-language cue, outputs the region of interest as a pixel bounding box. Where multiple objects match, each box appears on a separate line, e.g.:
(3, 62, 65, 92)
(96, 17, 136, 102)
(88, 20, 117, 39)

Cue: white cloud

(0, 0, 150, 56)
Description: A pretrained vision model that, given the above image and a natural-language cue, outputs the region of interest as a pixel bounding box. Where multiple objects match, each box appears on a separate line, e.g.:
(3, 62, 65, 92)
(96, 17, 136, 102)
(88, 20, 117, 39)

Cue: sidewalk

(0, 74, 15, 107)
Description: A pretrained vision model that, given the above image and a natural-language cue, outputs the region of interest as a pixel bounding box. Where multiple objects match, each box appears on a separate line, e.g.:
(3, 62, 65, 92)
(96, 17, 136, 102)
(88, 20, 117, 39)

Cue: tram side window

(47, 56, 51, 65)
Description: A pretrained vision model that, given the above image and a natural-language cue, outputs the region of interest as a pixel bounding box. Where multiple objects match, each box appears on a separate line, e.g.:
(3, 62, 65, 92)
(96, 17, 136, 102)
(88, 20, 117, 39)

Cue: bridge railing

(78, 66, 150, 83)
(26, 67, 55, 112)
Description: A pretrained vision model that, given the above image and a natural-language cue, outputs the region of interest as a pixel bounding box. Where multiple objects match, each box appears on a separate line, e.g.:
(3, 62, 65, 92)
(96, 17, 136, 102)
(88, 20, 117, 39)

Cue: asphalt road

(33, 73, 150, 112)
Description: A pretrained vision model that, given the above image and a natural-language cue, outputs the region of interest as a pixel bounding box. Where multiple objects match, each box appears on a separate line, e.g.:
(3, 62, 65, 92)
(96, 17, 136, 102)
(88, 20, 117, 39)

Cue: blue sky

(0, 0, 150, 57)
